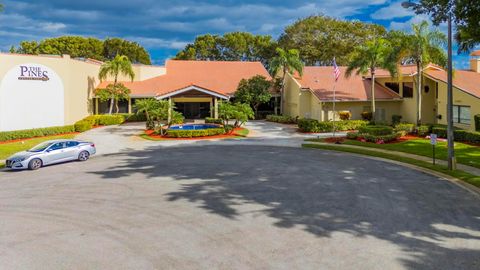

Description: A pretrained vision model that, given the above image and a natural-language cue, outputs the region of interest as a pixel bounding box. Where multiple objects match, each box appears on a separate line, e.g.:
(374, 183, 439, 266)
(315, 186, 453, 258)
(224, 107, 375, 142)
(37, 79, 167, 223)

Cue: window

(385, 82, 400, 94)
(49, 142, 65, 151)
(403, 82, 414, 98)
(453, 105, 471, 125)
(66, 141, 79, 148)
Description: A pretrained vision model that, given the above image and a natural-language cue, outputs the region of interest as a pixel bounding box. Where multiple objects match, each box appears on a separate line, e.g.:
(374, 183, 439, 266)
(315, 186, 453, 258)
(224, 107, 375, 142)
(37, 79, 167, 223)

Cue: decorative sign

(430, 134, 437, 145)
(18, 65, 49, 81)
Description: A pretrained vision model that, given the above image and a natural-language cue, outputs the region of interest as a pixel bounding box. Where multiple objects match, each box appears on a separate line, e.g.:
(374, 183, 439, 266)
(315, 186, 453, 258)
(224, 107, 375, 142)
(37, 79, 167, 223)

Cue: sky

(0, 0, 475, 68)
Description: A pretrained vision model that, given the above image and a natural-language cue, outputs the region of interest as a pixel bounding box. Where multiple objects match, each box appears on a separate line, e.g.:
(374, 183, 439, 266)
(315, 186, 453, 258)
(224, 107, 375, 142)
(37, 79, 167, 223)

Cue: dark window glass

(403, 82, 414, 98)
(66, 141, 79, 148)
(49, 143, 65, 151)
(453, 105, 471, 124)
(424, 86, 430, 93)
(385, 82, 400, 94)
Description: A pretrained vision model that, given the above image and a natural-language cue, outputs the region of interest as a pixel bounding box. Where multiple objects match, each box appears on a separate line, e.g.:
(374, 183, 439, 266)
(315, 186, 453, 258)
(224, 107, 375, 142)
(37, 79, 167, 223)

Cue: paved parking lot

(0, 145, 479, 269)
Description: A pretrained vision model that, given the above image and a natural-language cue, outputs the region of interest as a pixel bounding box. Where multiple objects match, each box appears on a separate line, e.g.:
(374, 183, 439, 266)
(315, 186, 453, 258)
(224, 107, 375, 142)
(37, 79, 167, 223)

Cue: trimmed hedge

(298, 119, 368, 133)
(166, 128, 225, 138)
(394, 123, 415, 136)
(118, 113, 147, 122)
(266, 115, 297, 124)
(74, 120, 93, 132)
(358, 125, 394, 136)
(432, 125, 480, 144)
(205, 117, 223, 124)
(84, 115, 125, 126)
(475, 114, 480, 132)
(392, 115, 402, 125)
(0, 125, 75, 142)
(417, 125, 430, 137)
(363, 133, 401, 143)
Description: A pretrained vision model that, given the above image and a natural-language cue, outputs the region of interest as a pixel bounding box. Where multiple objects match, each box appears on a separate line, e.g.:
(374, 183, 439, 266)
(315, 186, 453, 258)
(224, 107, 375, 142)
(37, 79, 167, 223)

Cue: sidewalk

(305, 141, 480, 177)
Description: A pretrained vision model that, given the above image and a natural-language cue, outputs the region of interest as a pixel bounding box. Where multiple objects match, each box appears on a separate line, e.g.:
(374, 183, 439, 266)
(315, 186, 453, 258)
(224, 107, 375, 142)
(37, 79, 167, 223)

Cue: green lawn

(302, 143, 480, 188)
(306, 138, 480, 169)
(0, 134, 76, 162)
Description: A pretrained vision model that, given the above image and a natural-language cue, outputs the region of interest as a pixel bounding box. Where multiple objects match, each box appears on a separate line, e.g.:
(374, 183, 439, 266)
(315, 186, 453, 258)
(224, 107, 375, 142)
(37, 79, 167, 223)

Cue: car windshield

(28, 142, 53, 152)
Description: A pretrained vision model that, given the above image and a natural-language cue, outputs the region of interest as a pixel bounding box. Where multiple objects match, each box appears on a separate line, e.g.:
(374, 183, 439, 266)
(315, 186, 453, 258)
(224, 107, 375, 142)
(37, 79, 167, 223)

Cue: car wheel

(78, 151, 90, 161)
(28, 158, 43, 170)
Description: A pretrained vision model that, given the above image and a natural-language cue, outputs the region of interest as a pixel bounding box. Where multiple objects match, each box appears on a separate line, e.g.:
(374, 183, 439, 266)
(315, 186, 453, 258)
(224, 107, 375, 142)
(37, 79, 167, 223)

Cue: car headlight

(14, 157, 26, 162)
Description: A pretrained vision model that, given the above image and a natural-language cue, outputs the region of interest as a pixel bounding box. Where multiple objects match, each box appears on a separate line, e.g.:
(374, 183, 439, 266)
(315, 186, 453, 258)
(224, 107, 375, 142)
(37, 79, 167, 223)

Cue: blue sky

(0, 0, 474, 68)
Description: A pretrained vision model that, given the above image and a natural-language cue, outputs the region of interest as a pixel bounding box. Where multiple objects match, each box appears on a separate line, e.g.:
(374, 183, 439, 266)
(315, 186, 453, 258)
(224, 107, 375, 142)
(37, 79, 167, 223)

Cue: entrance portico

(156, 85, 229, 119)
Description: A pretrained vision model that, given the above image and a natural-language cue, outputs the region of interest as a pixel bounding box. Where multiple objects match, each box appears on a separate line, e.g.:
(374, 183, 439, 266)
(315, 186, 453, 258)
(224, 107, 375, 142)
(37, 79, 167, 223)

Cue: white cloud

(41, 22, 67, 32)
(125, 36, 189, 49)
(371, 1, 414, 20)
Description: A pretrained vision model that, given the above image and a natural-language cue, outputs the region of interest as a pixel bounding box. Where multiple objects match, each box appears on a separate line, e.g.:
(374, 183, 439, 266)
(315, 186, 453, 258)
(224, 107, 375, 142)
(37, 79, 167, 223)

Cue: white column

(128, 98, 132, 114)
(168, 97, 172, 123)
(214, 97, 219, 119)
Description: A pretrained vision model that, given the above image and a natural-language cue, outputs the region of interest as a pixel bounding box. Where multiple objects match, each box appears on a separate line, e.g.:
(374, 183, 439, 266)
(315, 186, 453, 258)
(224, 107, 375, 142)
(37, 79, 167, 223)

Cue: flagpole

(332, 82, 336, 139)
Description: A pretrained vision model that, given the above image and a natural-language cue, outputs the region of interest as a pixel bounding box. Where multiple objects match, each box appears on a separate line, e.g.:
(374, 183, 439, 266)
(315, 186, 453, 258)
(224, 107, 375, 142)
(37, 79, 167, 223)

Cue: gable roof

(97, 60, 271, 97)
(424, 69, 480, 99)
(296, 66, 401, 102)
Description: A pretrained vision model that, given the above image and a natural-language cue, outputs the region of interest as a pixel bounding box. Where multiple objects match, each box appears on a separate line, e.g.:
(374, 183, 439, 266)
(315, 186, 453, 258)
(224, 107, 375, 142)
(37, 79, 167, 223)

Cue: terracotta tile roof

(374, 65, 418, 77)
(424, 69, 480, 99)
(97, 60, 271, 97)
(296, 66, 401, 101)
(470, 50, 480, 57)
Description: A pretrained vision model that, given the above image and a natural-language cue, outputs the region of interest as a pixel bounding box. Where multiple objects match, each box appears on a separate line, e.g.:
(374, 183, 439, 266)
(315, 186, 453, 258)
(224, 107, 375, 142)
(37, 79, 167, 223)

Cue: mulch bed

(144, 127, 247, 140)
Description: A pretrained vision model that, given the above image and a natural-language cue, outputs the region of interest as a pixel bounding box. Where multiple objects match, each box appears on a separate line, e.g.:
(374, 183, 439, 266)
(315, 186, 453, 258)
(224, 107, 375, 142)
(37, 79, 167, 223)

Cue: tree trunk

(254, 104, 259, 120)
(280, 66, 287, 115)
(371, 70, 376, 124)
(108, 76, 118, 115)
(417, 61, 422, 125)
(115, 99, 119, 114)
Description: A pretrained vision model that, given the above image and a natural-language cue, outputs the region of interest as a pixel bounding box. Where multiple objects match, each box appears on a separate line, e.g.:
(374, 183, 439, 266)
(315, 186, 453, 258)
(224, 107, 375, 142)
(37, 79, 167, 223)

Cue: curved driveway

(0, 145, 479, 269)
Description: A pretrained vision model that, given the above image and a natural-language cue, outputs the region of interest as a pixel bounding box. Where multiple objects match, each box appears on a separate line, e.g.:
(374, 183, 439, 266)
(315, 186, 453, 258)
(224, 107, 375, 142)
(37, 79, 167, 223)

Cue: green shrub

(0, 125, 76, 142)
(361, 111, 373, 121)
(205, 117, 223, 124)
(363, 133, 401, 143)
(118, 113, 147, 122)
(346, 132, 359, 140)
(432, 126, 448, 138)
(394, 123, 415, 136)
(298, 119, 320, 132)
(392, 115, 402, 125)
(298, 119, 368, 133)
(74, 120, 94, 132)
(475, 114, 480, 132)
(82, 115, 125, 126)
(266, 115, 296, 124)
(358, 125, 394, 136)
(166, 128, 225, 138)
(430, 125, 480, 144)
(339, 111, 351, 120)
(417, 125, 430, 137)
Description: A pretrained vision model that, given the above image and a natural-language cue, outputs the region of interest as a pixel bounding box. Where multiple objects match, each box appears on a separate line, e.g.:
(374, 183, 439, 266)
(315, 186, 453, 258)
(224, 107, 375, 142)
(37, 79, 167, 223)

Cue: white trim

(156, 85, 229, 100)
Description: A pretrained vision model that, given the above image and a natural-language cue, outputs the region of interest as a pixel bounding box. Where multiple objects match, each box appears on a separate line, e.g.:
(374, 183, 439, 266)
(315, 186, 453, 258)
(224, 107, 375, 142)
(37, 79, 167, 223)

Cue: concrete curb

(303, 143, 480, 197)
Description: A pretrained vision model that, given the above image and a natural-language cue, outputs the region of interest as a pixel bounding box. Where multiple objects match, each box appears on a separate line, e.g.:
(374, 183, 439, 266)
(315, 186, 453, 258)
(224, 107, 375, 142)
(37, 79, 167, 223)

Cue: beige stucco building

(0, 53, 269, 132)
(282, 52, 480, 132)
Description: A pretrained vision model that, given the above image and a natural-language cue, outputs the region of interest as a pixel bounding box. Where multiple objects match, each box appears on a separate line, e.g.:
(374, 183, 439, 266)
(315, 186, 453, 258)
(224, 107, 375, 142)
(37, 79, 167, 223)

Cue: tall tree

(96, 83, 131, 114)
(98, 55, 135, 114)
(10, 36, 152, 64)
(175, 32, 277, 67)
(396, 21, 447, 124)
(279, 15, 386, 66)
(413, 0, 480, 52)
(269, 48, 304, 115)
(103, 38, 151, 64)
(346, 38, 398, 123)
(235, 75, 272, 118)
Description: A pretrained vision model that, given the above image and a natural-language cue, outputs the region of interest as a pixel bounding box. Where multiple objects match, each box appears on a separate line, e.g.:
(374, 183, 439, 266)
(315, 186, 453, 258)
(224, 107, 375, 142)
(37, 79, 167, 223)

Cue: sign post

(430, 134, 437, 165)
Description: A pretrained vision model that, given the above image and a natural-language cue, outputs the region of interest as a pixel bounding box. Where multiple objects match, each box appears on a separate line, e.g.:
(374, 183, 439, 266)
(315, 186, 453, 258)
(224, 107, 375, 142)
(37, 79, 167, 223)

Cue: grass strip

(302, 143, 480, 188)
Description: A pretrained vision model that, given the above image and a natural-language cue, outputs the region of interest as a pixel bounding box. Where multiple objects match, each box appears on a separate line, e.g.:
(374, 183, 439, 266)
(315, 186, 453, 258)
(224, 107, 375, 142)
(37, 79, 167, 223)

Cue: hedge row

(166, 128, 225, 138)
(432, 126, 480, 144)
(298, 119, 369, 133)
(74, 114, 126, 132)
(0, 125, 75, 142)
(266, 115, 297, 124)
(358, 125, 394, 136)
(117, 113, 147, 122)
(346, 131, 401, 143)
(205, 117, 223, 124)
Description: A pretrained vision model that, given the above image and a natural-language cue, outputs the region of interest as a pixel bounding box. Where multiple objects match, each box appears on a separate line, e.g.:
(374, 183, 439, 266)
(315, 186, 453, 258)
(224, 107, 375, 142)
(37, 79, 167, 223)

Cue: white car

(5, 139, 96, 170)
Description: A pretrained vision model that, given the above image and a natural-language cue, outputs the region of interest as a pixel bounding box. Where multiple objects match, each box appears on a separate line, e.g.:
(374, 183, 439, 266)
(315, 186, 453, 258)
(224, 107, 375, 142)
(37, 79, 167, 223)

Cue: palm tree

(98, 55, 135, 114)
(269, 48, 304, 115)
(346, 38, 398, 123)
(400, 21, 447, 124)
(134, 98, 158, 129)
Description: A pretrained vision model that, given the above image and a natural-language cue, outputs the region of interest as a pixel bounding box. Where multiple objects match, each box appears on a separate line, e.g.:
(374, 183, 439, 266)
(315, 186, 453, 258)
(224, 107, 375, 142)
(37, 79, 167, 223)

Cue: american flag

(333, 57, 341, 82)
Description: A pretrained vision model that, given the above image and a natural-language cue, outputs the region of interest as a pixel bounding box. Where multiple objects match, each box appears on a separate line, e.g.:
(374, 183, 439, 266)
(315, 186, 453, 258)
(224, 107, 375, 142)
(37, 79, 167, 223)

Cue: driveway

(0, 145, 479, 270)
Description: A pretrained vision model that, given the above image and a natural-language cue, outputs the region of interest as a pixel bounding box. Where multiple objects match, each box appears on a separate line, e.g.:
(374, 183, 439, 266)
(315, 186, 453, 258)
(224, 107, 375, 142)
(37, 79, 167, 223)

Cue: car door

(63, 141, 80, 161)
(43, 142, 67, 164)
